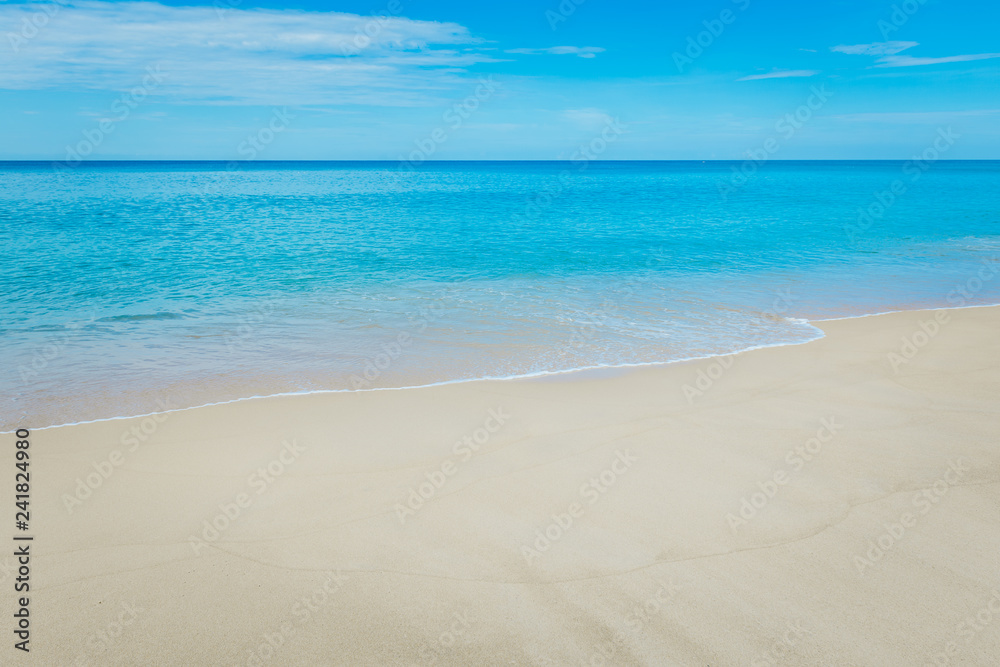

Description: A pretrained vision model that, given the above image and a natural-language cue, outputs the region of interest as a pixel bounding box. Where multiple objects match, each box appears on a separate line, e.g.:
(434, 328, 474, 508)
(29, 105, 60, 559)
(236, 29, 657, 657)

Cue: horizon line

(2, 158, 999, 164)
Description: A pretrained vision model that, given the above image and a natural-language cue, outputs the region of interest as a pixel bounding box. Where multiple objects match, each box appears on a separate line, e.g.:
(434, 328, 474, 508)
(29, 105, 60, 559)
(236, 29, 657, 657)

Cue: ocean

(2, 160, 998, 430)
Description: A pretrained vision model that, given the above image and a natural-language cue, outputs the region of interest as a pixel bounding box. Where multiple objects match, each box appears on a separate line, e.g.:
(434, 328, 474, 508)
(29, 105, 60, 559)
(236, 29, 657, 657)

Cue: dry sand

(11, 305, 1000, 665)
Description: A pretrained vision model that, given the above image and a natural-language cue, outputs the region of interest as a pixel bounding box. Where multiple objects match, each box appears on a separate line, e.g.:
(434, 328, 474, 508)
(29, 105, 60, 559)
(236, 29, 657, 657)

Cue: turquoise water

(1, 160, 998, 429)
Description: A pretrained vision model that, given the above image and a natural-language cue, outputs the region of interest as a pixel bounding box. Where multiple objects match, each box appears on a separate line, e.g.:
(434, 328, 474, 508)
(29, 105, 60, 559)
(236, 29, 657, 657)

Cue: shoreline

(19, 302, 1000, 664)
(11, 301, 998, 433)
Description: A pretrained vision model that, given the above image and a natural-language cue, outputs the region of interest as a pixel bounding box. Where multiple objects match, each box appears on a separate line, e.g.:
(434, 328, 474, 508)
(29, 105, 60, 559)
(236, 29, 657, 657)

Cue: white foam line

(810, 300, 1000, 322)
(3, 330, 827, 434)
(5, 302, 997, 434)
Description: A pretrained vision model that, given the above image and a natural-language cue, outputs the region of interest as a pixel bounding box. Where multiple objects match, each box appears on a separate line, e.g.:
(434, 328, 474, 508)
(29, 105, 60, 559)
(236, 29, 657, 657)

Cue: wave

(97, 312, 187, 323)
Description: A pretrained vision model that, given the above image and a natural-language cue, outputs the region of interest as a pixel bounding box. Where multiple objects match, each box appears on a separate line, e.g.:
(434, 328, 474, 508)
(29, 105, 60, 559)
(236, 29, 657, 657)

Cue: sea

(1, 160, 998, 430)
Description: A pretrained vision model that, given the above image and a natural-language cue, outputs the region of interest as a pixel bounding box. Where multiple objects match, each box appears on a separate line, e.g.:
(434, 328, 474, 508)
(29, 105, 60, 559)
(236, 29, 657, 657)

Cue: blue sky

(1, 0, 998, 159)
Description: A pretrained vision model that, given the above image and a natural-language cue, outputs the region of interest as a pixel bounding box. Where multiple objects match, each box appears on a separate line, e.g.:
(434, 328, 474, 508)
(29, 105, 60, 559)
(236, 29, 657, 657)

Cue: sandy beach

(15, 304, 1000, 666)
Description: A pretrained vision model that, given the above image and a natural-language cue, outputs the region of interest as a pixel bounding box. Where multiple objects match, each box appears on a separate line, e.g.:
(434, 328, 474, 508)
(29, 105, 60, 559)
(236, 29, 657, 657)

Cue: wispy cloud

(830, 41, 1000, 68)
(832, 110, 1000, 123)
(0, 1, 496, 105)
(831, 41, 918, 56)
(562, 108, 615, 129)
(737, 70, 819, 81)
(875, 53, 1000, 67)
(505, 46, 605, 59)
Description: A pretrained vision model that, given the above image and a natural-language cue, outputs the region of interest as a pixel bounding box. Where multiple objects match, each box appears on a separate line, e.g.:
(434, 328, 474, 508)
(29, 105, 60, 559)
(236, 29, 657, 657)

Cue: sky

(1, 0, 998, 160)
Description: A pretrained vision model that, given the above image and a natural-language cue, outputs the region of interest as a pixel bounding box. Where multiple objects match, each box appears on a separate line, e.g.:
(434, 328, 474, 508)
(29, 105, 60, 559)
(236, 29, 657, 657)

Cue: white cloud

(831, 41, 918, 56)
(505, 46, 605, 59)
(0, 1, 496, 105)
(875, 53, 1000, 67)
(833, 110, 1000, 123)
(561, 108, 615, 129)
(829, 41, 1000, 69)
(737, 70, 819, 81)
